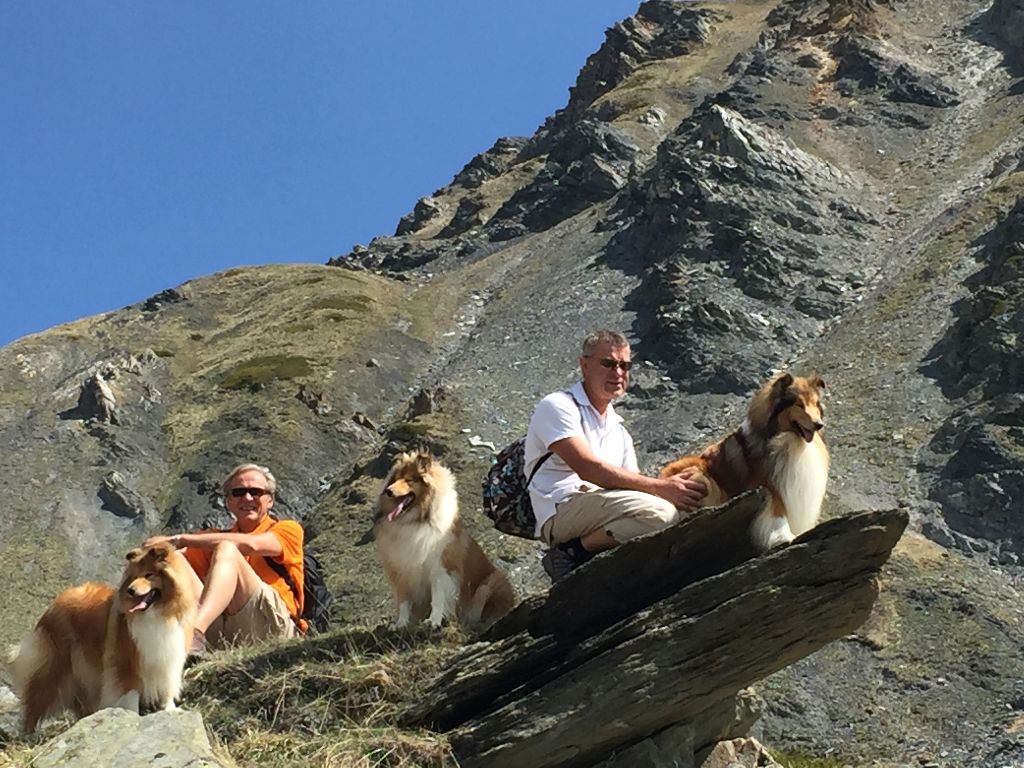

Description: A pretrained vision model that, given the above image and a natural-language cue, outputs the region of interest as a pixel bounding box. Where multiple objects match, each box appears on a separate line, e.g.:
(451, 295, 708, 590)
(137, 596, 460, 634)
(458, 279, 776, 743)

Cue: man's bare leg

(194, 542, 264, 633)
(580, 528, 617, 553)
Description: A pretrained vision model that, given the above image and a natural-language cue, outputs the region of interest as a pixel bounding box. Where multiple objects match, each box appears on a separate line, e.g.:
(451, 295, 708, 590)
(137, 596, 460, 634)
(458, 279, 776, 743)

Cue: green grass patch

(283, 321, 316, 334)
(220, 355, 313, 390)
(153, 349, 176, 358)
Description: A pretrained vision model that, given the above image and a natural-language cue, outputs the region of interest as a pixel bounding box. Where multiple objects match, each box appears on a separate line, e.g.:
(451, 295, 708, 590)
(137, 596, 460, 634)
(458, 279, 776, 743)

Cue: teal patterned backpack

(481, 438, 551, 539)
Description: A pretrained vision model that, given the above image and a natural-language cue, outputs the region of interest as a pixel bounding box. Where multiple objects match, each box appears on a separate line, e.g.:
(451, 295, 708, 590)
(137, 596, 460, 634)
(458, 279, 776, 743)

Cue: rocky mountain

(2, 0, 1023, 765)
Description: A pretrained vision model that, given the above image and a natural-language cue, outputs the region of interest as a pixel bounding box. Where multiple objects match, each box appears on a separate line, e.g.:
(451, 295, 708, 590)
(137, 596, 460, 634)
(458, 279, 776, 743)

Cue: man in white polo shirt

(525, 329, 706, 579)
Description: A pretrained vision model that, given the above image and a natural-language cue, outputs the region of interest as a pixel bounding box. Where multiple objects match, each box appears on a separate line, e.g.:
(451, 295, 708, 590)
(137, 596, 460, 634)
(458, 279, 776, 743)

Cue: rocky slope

(2, 0, 1023, 765)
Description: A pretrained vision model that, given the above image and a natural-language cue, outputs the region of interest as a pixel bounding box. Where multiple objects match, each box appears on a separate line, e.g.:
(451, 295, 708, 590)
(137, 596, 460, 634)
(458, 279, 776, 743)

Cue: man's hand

(656, 472, 707, 511)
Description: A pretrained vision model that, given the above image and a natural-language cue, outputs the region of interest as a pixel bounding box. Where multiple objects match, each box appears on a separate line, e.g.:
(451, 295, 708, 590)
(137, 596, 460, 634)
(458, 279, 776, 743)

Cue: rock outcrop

(608, 104, 876, 393)
(406, 493, 907, 767)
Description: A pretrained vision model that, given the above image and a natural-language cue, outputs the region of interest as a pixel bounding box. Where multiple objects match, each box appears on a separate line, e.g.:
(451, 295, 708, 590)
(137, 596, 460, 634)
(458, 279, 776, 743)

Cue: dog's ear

(150, 543, 170, 561)
(810, 375, 825, 392)
(770, 373, 794, 401)
(126, 548, 144, 562)
(416, 452, 433, 474)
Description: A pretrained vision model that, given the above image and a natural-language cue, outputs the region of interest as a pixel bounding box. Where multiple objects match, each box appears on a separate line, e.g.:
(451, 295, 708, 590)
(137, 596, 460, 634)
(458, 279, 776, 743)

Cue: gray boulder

(29, 708, 227, 768)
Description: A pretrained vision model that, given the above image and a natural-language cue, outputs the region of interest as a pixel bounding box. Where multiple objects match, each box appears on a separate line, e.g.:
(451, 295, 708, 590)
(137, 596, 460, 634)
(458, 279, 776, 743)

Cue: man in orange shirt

(145, 463, 304, 652)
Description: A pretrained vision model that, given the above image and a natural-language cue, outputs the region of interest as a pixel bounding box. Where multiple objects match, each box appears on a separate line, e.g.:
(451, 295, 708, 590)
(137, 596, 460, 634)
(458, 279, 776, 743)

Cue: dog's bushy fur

(374, 451, 516, 629)
(5, 542, 197, 733)
(661, 373, 830, 550)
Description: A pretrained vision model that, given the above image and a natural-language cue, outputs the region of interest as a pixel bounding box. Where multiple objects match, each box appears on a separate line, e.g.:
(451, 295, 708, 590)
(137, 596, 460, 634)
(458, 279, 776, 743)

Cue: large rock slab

(30, 708, 227, 768)
(406, 500, 907, 768)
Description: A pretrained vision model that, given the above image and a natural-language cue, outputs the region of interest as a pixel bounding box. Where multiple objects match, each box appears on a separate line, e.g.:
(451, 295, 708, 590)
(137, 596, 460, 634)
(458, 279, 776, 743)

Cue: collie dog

(6, 542, 197, 733)
(661, 373, 830, 551)
(374, 451, 516, 629)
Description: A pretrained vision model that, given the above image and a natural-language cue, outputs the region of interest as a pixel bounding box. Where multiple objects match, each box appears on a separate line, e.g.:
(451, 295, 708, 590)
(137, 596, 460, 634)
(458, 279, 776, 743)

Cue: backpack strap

(261, 519, 303, 618)
(526, 450, 552, 487)
(263, 556, 299, 603)
(526, 390, 585, 488)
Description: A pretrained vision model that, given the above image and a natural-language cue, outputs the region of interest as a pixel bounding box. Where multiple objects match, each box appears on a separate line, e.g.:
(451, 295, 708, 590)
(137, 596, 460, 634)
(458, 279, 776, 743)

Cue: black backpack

(263, 524, 333, 635)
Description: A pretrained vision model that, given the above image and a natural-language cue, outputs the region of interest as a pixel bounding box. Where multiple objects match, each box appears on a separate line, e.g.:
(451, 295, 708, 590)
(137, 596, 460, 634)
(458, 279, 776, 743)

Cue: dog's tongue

(387, 497, 408, 522)
(801, 425, 815, 443)
(128, 598, 150, 613)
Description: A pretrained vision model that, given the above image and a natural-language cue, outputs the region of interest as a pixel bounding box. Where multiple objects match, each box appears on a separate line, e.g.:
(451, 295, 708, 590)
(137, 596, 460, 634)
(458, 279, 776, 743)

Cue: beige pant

(206, 581, 297, 649)
(540, 489, 679, 546)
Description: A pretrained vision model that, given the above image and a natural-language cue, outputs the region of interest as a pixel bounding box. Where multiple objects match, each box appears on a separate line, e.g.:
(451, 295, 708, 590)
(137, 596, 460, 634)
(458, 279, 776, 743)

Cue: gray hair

(582, 330, 630, 356)
(222, 463, 277, 496)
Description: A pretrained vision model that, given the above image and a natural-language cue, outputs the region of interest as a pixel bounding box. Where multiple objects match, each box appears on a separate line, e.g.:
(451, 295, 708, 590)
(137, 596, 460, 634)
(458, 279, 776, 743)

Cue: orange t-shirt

(183, 515, 304, 622)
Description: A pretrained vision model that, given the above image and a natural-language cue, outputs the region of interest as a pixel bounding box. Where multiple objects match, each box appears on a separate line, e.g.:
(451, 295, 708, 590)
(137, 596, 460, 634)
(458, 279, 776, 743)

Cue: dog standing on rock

(661, 372, 830, 550)
(374, 451, 516, 629)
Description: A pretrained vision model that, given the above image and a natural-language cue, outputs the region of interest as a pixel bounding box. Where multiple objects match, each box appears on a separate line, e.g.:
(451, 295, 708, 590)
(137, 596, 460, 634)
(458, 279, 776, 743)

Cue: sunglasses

(586, 356, 633, 372)
(229, 487, 272, 499)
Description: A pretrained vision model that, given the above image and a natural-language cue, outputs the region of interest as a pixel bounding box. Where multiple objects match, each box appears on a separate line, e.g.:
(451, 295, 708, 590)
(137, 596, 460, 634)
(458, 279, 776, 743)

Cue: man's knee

(210, 540, 244, 563)
(614, 491, 676, 522)
(644, 495, 678, 524)
(602, 492, 678, 542)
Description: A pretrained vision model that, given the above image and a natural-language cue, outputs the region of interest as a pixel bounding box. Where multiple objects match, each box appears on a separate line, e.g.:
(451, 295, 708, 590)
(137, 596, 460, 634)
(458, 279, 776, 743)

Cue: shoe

(541, 546, 577, 583)
(188, 628, 208, 659)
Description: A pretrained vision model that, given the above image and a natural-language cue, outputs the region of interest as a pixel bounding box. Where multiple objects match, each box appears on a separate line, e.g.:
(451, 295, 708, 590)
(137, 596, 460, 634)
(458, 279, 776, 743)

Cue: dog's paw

(392, 602, 412, 629)
(766, 530, 795, 549)
(428, 613, 452, 629)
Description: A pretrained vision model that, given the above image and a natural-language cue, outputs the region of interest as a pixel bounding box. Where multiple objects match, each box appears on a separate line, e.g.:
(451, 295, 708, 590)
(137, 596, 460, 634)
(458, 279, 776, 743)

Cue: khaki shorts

(206, 581, 297, 649)
(540, 488, 679, 546)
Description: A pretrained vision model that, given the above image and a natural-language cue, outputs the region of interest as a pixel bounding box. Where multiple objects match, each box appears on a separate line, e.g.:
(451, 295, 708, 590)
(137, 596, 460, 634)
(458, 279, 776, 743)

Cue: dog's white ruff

(101, 610, 187, 711)
(751, 434, 829, 550)
(384, 489, 462, 627)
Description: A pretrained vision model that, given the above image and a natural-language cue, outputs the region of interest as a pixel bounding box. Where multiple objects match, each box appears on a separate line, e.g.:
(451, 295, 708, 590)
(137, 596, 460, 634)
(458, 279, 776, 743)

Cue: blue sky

(0, 2, 638, 347)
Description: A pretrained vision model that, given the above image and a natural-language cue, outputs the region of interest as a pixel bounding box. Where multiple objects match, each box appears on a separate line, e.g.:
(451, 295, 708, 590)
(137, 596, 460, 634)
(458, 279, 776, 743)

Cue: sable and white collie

(661, 372, 830, 551)
(374, 451, 516, 629)
(5, 542, 197, 733)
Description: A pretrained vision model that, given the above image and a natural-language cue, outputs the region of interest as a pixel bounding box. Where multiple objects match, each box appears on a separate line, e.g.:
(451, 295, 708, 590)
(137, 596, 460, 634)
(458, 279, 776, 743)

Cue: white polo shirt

(524, 381, 638, 537)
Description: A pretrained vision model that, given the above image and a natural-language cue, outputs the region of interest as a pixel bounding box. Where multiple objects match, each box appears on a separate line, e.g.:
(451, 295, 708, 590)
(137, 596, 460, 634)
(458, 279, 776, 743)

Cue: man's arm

(144, 530, 283, 558)
(551, 435, 706, 510)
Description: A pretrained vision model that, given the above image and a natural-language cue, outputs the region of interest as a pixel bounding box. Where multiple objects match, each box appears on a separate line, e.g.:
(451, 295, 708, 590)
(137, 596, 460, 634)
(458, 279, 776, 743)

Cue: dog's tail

(3, 643, 19, 687)
(467, 571, 517, 628)
(4, 635, 38, 695)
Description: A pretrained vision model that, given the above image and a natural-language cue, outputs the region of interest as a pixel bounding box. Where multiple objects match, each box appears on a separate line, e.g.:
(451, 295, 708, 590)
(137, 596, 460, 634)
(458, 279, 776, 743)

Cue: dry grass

(0, 622, 465, 768)
(185, 624, 463, 768)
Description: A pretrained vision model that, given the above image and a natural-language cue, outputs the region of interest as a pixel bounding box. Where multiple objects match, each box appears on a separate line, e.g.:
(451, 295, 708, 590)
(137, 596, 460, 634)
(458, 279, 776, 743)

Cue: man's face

(580, 341, 632, 401)
(225, 469, 274, 530)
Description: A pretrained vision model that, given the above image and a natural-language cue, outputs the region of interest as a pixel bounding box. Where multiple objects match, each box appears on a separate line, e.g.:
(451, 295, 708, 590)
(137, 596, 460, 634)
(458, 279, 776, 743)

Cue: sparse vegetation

(220, 355, 313, 390)
(186, 626, 461, 768)
(770, 750, 847, 768)
(312, 296, 374, 313)
(388, 421, 432, 443)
